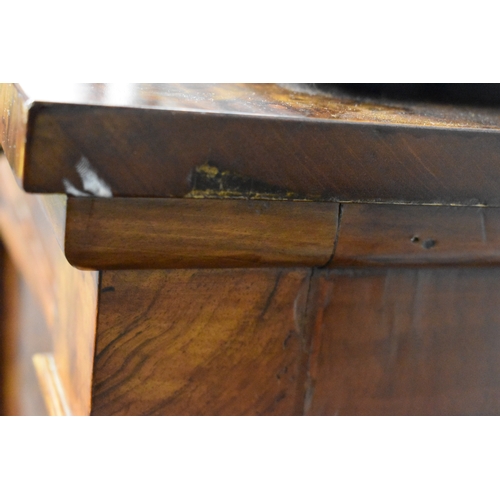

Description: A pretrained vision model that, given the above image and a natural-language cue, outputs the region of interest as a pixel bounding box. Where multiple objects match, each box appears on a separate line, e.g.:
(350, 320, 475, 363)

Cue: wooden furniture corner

(2, 83, 500, 415)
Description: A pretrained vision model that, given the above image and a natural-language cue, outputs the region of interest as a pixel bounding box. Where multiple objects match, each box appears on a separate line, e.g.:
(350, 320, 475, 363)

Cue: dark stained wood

(0, 154, 98, 415)
(65, 198, 338, 269)
(0, 246, 21, 416)
(92, 268, 312, 416)
(8, 83, 500, 416)
(305, 268, 500, 416)
(4, 83, 500, 205)
(332, 203, 500, 266)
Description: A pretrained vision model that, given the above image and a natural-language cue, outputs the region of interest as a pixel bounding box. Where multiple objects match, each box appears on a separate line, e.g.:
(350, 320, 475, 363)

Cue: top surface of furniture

(3, 83, 500, 205)
(11, 83, 500, 125)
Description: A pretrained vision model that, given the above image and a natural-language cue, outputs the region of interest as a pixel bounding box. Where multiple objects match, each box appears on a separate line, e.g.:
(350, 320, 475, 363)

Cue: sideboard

(2, 83, 500, 415)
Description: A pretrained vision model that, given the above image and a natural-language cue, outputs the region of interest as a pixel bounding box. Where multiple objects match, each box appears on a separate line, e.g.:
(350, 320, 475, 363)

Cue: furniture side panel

(306, 267, 500, 415)
(92, 268, 312, 415)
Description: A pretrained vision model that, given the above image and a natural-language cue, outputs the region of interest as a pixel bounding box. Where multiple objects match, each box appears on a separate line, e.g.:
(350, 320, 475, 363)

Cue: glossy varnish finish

(0, 84, 29, 180)
(0, 242, 6, 414)
(64, 198, 500, 269)
(5, 83, 500, 416)
(65, 198, 338, 269)
(92, 268, 312, 415)
(4, 83, 500, 205)
(305, 268, 500, 415)
(0, 154, 98, 415)
(33, 353, 71, 416)
(5, 275, 52, 415)
(0, 247, 24, 415)
(90, 264, 500, 415)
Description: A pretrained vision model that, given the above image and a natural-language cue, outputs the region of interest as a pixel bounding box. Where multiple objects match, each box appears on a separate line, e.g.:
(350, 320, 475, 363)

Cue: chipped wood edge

(33, 353, 72, 416)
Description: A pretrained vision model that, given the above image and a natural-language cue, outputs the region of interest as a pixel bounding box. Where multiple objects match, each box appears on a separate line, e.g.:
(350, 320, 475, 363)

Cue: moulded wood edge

(64, 198, 339, 270)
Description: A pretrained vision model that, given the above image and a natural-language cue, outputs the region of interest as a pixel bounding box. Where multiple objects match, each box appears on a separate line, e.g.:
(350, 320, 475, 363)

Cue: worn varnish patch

(187, 164, 315, 201)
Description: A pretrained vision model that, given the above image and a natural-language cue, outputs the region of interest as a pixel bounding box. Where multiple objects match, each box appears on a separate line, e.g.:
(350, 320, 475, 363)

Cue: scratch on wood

(258, 271, 282, 320)
(480, 208, 488, 243)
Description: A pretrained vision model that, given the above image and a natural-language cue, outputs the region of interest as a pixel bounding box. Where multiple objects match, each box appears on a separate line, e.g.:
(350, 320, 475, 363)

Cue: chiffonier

(2, 83, 500, 415)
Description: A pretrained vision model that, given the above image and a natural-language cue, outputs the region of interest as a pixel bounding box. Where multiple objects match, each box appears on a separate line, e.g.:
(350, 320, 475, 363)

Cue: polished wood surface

(305, 268, 500, 415)
(0, 250, 23, 416)
(37, 193, 67, 250)
(5, 84, 500, 416)
(16, 83, 500, 125)
(0, 84, 29, 180)
(5, 275, 52, 416)
(92, 264, 500, 415)
(0, 246, 52, 416)
(332, 203, 500, 266)
(61, 198, 500, 269)
(33, 353, 71, 416)
(65, 198, 338, 269)
(0, 154, 98, 415)
(0, 155, 60, 329)
(0, 242, 7, 415)
(4, 83, 500, 205)
(92, 268, 312, 415)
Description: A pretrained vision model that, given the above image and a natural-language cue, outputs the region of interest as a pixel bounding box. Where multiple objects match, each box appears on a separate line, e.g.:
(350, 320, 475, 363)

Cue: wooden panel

(333, 204, 500, 266)
(92, 268, 312, 415)
(0, 84, 29, 180)
(0, 241, 6, 415)
(306, 268, 500, 415)
(0, 156, 65, 323)
(0, 260, 21, 416)
(0, 249, 25, 416)
(5, 274, 52, 416)
(0, 154, 98, 415)
(65, 198, 338, 269)
(4, 83, 500, 205)
(33, 354, 71, 416)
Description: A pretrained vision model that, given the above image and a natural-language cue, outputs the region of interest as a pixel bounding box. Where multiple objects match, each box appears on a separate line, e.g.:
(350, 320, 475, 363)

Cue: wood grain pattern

(0, 154, 98, 415)
(65, 198, 338, 269)
(332, 203, 500, 266)
(5, 83, 500, 205)
(306, 268, 500, 415)
(92, 268, 312, 415)
(0, 84, 29, 180)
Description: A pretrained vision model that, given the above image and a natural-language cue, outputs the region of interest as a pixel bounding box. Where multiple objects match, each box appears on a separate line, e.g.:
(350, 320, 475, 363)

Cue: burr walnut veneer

(2, 83, 500, 415)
